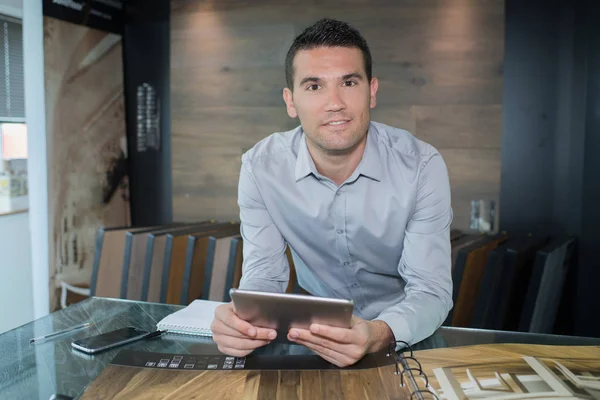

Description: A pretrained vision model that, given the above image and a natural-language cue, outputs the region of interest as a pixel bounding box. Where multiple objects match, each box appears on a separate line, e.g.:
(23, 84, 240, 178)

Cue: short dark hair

(285, 18, 372, 90)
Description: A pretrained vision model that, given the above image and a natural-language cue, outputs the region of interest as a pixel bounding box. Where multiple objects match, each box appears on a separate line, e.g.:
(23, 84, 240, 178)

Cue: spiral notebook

(156, 299, 225, 337)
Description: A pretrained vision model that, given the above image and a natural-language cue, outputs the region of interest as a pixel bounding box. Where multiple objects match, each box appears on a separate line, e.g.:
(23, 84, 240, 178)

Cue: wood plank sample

(90, 226, 152, 298)
(162, 223, 240, 305)
(449, 232, 508, 327)
(204, 231, 244, 302)
(142, 223, 218, 302)
(122, 223, 200, 300)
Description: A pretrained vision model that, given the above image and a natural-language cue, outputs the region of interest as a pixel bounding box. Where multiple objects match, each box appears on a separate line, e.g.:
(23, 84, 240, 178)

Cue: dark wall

(499, 0, 560, 235)
(501, 0, 600, 336)
(122, 0, 172, 226)
(552, 1, 587, 238)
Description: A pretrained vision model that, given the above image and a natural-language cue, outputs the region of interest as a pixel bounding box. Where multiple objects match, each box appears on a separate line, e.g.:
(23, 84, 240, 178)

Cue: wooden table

(1, 297, 599, 399)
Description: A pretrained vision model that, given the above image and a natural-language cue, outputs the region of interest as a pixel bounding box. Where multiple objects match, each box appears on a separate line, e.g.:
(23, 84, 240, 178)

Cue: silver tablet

(229, 288, 354, 341)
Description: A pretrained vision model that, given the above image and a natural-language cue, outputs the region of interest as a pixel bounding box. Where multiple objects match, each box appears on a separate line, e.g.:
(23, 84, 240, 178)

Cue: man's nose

(324, 88, 346, 112)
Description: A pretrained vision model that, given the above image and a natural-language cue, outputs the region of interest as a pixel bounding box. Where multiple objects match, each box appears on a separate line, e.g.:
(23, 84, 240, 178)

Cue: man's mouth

(324, 119, 350, 126)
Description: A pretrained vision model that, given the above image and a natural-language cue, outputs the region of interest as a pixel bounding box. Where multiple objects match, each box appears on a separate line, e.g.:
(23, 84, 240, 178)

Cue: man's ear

(283, 87, 298, 118)
(369, 77, 379, 109)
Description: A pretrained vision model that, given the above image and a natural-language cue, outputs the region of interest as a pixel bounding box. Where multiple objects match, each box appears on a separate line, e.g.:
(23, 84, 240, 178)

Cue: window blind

(0, 15, 24, 120)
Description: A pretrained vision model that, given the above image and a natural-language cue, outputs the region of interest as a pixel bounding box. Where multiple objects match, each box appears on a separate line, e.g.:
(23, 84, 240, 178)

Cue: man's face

(283, 46, 378, 155)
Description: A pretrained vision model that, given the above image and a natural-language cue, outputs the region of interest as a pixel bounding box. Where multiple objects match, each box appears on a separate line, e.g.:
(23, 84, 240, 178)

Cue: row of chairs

(446, 230, 575, 334)
(89, 221, 301, 305)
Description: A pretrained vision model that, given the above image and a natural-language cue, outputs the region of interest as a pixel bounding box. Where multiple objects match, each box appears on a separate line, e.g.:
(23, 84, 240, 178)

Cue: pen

(144, 330, 166, 340)
(30, 322, 92, 344)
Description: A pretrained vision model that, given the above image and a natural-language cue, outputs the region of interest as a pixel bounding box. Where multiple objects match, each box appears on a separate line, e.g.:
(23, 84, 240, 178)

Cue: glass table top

(1, 297, 598, 399)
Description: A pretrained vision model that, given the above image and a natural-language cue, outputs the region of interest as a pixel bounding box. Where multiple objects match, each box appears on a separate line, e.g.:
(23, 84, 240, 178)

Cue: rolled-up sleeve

(374, 153, 453, 347)
(237, 160, 289, 293)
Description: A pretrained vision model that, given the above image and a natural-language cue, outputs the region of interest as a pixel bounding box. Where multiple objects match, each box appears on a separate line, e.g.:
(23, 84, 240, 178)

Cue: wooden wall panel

(171, 67, 287, 108)
(44, 17, 130, 309)
(171, 0, 504, 232)
(412, 105, 502, 149)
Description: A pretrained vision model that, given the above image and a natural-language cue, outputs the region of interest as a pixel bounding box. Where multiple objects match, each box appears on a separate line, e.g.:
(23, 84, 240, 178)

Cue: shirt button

(336, 191, 341, 196)
(337, 229, 344, 234)
(343, 261, 350, 266)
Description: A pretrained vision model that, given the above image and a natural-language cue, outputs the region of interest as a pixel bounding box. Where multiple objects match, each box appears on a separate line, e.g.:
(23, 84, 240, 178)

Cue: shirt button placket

(336, 190, 358, 302)
(334, 189, 347, 267)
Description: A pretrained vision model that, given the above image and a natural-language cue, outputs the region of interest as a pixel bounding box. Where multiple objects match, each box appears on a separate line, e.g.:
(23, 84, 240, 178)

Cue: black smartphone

(71, 327, 151, 354)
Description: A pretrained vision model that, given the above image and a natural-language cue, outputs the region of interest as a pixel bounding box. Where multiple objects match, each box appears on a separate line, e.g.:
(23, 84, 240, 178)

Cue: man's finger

(217, 306, 276, 339)
(317, 351, 346, 368)
(308, 324, 356, 344)
(217, 346, 252, 358)
(254, 327, 277, 340)
(217, 335, 271, 351)
(226, 310, 258, 336)
(212, 319, 276, 341)
(215, 303, 254, 336)
(290, 336, 355, 367)
(289, 328, 345, 352)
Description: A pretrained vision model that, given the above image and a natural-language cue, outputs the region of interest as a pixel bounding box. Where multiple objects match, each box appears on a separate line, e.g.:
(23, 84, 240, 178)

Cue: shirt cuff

(373, 311, 413, 351)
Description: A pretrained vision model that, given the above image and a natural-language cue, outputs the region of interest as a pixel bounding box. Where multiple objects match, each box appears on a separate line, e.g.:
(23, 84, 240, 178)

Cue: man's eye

(344, 80, 357, 87)
(307, 84, 320, 91)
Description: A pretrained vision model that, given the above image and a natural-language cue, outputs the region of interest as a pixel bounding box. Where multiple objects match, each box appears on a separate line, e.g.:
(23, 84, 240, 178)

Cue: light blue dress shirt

(237, 121, 453, 346)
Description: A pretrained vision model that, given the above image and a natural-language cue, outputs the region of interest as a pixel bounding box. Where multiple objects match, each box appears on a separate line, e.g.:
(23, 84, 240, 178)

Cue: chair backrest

(162, 223, 240, 304)
(90, 225, 157, 298)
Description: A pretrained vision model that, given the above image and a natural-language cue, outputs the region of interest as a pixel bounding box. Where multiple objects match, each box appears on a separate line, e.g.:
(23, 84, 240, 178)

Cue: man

(210, 18, 453, 367)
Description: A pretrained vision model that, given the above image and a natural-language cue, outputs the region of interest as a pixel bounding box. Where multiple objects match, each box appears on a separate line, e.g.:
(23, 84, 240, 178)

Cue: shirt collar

(294, 133, 317, 182)
(294, 123, 382, 183)
(355, 123, 382, 182)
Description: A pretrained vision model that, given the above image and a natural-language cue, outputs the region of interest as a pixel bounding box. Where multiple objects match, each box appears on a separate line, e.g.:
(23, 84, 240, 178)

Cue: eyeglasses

(386, 340, 439, 400)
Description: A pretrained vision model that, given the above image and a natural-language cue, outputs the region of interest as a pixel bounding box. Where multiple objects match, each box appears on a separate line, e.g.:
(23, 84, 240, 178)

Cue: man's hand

(287, 316, 394, 367)
(210, 302, 277, 357)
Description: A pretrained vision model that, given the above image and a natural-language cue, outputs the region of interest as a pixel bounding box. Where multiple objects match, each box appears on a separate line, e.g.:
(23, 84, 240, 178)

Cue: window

(0, 15, 26, 215)
(1, 122, 27, 159)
